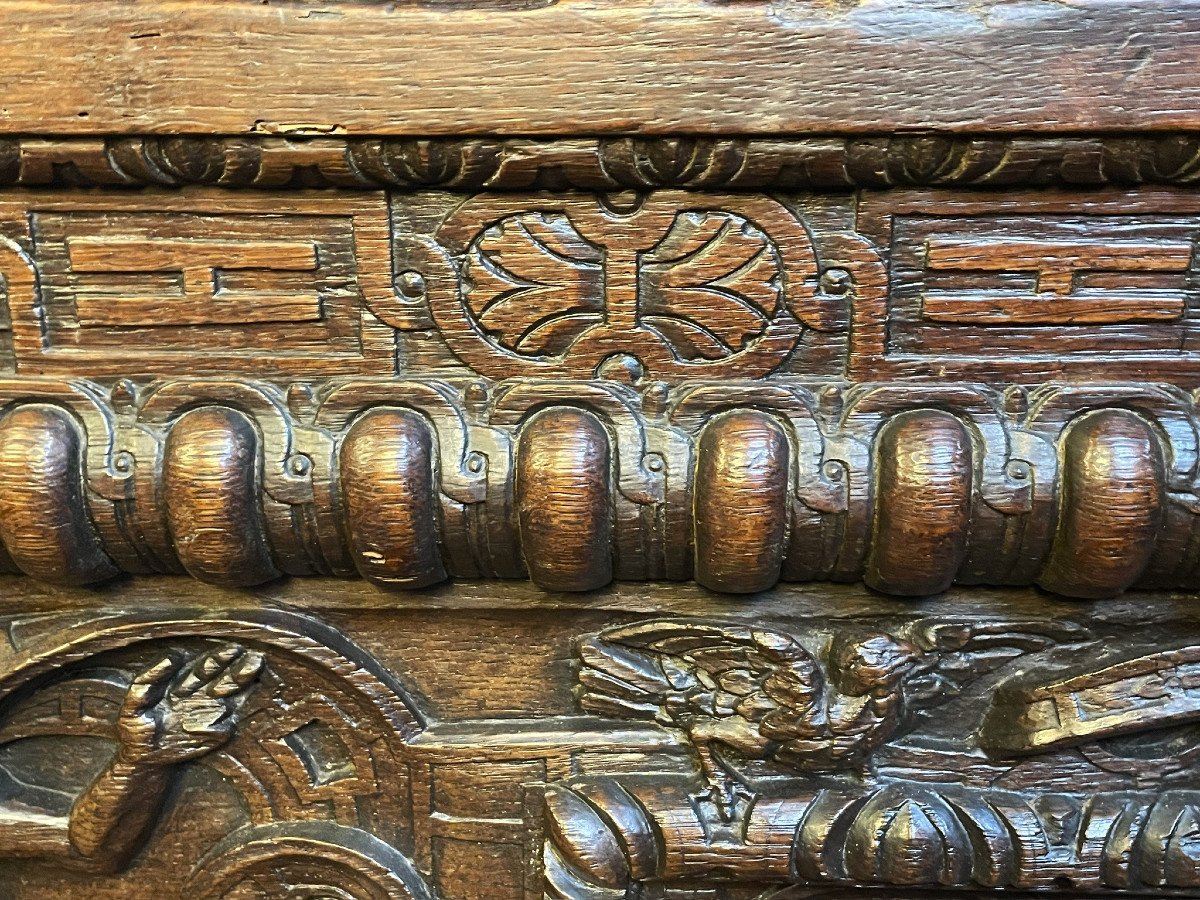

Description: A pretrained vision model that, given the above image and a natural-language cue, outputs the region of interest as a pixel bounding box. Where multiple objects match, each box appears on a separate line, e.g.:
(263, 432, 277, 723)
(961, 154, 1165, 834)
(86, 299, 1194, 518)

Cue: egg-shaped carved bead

(1040, 409, 1164, 599)
(843, 786, 976, 887)
(164, 406, 279, 587)
(0, 404, 117, 585)
(543, 785, 632, 891)
(339, 408, 446, 589)
(865, 410, 973, 597)
(516, 407, 613, 592)
(693, 410, 789, 594)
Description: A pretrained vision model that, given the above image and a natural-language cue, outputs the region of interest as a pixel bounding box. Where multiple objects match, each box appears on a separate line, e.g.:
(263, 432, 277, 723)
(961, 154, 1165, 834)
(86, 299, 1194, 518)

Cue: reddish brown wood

(1039, 410, 1165, 599)
(0, 404, 115, 585)
(163, 407, 279, 587)
(693, 410, 790, 594)
(516, 407, 613, 592)
(0, 2, 1197, 136)
(0, 1, 1197, 896)
(865, 410, 973, 597)
(340, 409, 447, 589)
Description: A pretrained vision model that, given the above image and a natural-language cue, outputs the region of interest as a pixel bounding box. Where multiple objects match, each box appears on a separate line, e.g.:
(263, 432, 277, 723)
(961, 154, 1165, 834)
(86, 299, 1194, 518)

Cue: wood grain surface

(0, 404, 116, 585)
(340, 409, 448, 589)
(516, 407, 613, 592)
(0, 377, 1194, 601)
(9, 134, 1200, 191)
(163, 406, 280, 587)
(0, 578, 1196, 896)
(0, 1, 1197, 136)
(1, 1, 1199, 896)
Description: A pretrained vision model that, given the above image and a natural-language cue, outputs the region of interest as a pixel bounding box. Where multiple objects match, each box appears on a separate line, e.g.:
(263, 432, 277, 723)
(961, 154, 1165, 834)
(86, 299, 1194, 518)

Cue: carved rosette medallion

(429, 192, 831, 379)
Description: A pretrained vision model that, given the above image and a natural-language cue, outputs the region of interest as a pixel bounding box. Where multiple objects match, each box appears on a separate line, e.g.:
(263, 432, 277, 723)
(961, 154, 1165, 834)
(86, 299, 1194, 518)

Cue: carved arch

(0, 608, 434, 898)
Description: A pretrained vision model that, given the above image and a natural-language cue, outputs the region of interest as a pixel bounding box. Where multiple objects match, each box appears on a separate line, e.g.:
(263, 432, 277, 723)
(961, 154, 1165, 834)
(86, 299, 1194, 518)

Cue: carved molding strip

(8, 187, 1200, 386)
(6, 134, 1200, 191)
(543, 778, 1200, 895)
(0, 376, 1197, 599)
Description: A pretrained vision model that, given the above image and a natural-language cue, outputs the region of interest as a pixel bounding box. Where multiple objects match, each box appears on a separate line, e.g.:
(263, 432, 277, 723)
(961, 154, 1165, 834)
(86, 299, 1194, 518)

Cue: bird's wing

(577, 619, 822, 726)
(897, 618, 1094, 715)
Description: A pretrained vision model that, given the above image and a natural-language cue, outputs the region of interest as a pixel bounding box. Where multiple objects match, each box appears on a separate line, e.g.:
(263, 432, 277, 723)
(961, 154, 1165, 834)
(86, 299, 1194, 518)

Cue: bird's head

(830, 632, 924, 696)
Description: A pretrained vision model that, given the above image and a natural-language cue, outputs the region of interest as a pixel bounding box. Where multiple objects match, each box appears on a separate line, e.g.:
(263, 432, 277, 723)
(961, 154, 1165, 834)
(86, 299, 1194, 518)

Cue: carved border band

(9, 186, 1200, 386)
(6, 134, 1200, 191)
(0, 376, 1195, 600)
(543, 777, 1200, 895)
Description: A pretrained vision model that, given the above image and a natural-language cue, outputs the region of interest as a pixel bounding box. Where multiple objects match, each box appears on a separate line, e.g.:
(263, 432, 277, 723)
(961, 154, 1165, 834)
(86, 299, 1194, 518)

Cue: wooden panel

(0, 189, 396, 378)
(6, 3, 1200, 898)
(854, 189, 1200, 382)
(2, 582, 1200, 895)
(424, 191, 825, 380)
(0, 2, 1198, 136)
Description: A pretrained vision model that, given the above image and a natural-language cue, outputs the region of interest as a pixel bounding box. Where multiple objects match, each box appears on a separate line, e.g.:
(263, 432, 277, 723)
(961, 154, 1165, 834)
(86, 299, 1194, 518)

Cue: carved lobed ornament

(0, 377, 1193, 599)
(5, 134, 1200, 191)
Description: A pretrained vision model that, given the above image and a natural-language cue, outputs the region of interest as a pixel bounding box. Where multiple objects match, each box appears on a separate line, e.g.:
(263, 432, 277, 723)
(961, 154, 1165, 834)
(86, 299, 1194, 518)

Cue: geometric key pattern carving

(63, 231, 321, 327)
(8, 187, 1200, 385)
(0, 190, 397, 377)
(854, 189, 1200, 382)
(920, 237, 1192, 325)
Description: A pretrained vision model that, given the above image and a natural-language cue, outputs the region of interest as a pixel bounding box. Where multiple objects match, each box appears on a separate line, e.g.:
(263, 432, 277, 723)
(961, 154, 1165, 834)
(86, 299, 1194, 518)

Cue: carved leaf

(639, 211, 785, 361)
(463, 212, 603, 357)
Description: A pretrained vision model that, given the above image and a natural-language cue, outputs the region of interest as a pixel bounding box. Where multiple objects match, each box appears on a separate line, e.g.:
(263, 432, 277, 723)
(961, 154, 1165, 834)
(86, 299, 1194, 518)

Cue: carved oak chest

(0, 2, 1199, 897)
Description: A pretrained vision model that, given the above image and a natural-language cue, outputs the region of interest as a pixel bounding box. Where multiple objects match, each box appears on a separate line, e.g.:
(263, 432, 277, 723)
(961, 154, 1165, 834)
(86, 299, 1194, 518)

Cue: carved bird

(577, 618, 1088, 819)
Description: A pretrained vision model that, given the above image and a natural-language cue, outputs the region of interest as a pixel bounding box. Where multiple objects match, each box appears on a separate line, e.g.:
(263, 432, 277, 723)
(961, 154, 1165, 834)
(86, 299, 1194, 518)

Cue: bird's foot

(691, 784, 755, 840)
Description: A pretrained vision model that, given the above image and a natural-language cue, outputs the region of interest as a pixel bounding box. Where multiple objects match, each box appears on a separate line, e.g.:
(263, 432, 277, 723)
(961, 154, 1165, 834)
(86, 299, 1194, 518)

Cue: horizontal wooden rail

(0, 1, 1199, 136)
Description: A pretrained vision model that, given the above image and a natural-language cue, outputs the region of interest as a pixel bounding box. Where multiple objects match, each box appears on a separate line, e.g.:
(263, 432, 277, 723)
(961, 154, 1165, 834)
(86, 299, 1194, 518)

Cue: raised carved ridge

(6, 134, 1200, 190)
(543, 778, 1200, 895)
(0, 377, 1196, 599)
